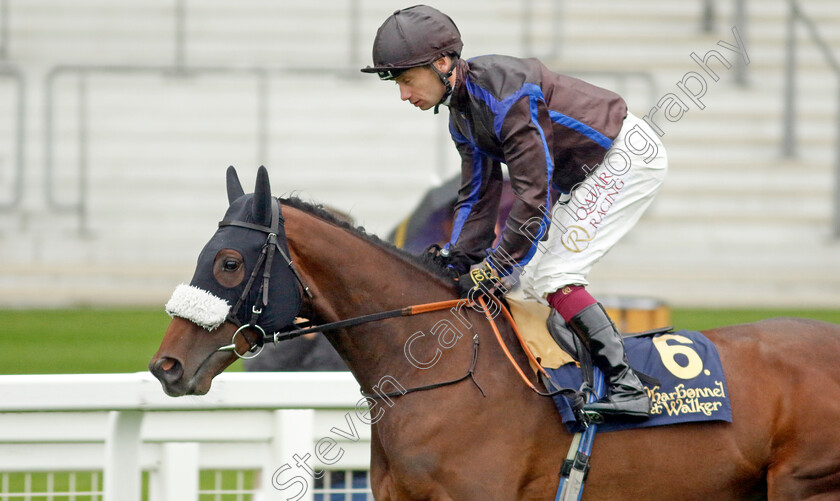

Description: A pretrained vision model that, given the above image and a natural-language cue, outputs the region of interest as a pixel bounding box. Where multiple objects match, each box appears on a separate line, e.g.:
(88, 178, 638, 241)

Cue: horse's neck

(284, 207, 457, 384)
(285, 206, 451, 310)
(283, 207, 566, 478)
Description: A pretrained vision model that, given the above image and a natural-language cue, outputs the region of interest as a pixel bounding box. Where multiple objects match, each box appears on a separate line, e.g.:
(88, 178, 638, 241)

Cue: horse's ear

(226, 166, 245, 205)
(253, 165, 272, 226)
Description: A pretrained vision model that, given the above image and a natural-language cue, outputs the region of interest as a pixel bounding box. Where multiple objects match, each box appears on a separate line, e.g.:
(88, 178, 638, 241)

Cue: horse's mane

(280, 197, 457, 284)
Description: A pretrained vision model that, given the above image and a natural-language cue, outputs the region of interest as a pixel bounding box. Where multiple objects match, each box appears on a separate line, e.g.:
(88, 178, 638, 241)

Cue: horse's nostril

(151, 357, 183, 384)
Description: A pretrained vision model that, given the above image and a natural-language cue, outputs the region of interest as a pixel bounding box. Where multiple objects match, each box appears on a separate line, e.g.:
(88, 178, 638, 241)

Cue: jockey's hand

(423, 244, 449, 268)
(424, 244, 472, 277)
(457, 260, 509, 299)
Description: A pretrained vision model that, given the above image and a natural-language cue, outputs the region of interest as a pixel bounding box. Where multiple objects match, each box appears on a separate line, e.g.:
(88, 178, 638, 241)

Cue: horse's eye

(213, 250, 245, 288)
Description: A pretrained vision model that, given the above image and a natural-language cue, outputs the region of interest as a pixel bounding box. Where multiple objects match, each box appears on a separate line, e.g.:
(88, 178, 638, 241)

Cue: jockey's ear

(432, 56, 450, 73)
(226, 166, 245, 205)
(253, 165, 272, 227)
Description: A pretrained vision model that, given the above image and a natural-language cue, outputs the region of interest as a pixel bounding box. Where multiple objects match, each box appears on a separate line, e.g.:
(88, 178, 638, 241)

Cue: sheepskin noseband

(165, 284, 231, 331)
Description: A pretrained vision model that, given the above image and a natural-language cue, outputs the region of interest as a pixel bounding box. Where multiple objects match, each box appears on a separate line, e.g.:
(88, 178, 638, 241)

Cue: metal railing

(0, 64, 24, 212)
(781, 0, 840, 236)
(43, 64, 272, 233)
(521, 0, 564, 61)
(0, 0, 8, 60)
(0, 0, 25, 212)
(699, 0, 749, 85)
(41, 0, 659, 233)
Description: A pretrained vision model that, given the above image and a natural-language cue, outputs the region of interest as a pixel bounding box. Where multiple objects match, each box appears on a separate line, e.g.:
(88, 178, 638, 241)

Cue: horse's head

(149, 166, 303, 396)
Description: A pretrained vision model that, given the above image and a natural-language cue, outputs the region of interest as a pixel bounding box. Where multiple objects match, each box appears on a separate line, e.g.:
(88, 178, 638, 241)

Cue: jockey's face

(394, 57, 451, 111)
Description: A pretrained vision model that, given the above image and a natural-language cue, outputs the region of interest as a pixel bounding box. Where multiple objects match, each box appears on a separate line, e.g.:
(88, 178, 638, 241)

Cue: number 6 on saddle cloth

(541, 309, 732, 433)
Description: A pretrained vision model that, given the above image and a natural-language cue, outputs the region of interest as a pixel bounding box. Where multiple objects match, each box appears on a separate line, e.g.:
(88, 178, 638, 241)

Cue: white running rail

(0, 372, 373, 501)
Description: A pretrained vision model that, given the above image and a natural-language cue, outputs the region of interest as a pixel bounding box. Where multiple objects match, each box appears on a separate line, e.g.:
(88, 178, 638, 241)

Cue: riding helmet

(360, 5, 462, 80)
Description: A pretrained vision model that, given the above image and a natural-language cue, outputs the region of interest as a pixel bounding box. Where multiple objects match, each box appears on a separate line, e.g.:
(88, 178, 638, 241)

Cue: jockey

(361, 5, 667, 421)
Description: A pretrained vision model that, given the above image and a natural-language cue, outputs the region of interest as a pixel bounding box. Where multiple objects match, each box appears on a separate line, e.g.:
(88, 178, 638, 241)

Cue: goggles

(378, 68, 407, 81)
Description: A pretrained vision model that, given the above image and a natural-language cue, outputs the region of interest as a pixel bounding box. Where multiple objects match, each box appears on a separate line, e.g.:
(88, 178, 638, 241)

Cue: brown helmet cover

(361, 5, 462, 80)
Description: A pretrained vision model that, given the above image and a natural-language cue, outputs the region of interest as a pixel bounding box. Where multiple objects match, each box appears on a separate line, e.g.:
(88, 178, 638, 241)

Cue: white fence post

(159, 442, 200, 501)
(103, 410, 144, 501)
(0, 373, 368, 500)
(261, 409, 315, 501)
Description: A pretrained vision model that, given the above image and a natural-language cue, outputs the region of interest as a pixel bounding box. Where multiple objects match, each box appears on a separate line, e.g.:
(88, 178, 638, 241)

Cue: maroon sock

(547, 285, 598, 322)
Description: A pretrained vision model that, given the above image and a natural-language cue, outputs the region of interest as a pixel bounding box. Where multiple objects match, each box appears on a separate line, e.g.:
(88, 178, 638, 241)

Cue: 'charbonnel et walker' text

(647, 381, 727, 417)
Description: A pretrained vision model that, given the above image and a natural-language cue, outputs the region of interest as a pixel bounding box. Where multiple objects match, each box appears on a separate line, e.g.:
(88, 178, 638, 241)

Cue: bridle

(212, 199, 583, 411)
(212, 197, 465, 361)
(216, 197, 312, 359)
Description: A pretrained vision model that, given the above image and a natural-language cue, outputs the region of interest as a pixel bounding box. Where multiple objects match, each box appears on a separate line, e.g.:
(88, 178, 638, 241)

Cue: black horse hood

(165, 167, 302, 334)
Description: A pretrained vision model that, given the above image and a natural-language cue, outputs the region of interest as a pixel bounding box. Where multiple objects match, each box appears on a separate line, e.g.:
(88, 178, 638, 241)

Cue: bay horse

(150, 167, 840, 500)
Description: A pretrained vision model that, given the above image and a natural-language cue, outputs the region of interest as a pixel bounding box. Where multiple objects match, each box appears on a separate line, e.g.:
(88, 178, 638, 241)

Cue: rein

(359, 296, 581, 403)
(219, 294, 583, 406)
(478, 296, 583, 400)
(275, 299, 470, 343)
(212, 198, 581, 406)
(218, 298, 468, 354)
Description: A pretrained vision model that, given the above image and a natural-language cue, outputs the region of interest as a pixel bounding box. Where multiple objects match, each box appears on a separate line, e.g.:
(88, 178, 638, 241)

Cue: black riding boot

(567, 303, 651, 421)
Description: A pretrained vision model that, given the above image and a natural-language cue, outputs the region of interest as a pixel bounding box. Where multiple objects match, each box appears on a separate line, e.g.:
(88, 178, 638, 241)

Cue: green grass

(0, 470, 258, 500)
(671, 308, 840, 331)
(0, 308, 244, 375)
(0, 307, 838, 374)
(0, 471, 101, 498)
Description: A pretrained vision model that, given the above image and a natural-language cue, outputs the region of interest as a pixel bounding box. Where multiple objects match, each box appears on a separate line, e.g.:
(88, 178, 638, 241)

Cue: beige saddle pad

(506, 296, 575, 371)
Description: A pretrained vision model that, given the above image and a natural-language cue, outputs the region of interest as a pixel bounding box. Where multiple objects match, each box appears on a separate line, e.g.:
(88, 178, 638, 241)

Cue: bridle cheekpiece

(216, 197, 312, 359)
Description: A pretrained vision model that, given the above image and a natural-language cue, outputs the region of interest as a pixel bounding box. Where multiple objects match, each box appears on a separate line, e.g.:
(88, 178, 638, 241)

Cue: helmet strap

(431, 57, 457, 114)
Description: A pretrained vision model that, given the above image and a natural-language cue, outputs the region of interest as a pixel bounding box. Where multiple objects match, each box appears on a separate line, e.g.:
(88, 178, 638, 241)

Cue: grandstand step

(1, 0, 838, 308)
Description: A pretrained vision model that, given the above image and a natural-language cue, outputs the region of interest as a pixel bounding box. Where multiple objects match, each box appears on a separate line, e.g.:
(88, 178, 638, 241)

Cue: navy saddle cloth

(545, 329, 732, 433)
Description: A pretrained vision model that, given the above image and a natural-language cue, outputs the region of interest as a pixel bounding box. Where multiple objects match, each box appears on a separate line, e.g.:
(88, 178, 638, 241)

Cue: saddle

(506, 296, 671, 372)
(505, 296, 576, 371)
(506, 296, 731, 501)
(506, 296, 732, 430)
